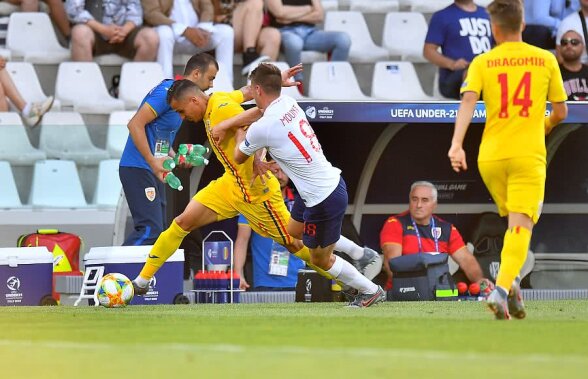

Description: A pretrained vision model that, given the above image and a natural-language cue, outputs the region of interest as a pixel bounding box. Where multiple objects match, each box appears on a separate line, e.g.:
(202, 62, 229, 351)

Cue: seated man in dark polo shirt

(380, 180, 488, 290)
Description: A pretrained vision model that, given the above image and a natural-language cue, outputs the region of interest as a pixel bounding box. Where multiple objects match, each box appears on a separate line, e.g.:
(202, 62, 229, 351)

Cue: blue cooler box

(84, 246, 184, 305)
(0, 247, 53, 306)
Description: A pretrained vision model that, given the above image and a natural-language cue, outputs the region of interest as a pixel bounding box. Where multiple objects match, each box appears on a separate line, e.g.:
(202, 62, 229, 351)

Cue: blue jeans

(280, 25, 351, 80)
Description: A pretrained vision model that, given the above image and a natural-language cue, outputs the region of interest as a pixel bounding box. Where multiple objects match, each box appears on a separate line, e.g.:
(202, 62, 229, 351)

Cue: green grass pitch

(1, 300, 587, 379)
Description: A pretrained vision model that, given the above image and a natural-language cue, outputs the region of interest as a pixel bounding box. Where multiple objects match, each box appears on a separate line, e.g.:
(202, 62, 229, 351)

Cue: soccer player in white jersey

(215, 63, 385, 307)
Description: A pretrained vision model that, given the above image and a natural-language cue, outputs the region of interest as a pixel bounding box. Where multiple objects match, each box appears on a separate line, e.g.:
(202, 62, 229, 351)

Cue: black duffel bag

(388, 253, 457, 301)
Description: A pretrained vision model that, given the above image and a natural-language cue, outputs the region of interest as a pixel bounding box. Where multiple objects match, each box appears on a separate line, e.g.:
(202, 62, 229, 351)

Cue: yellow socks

(138, 220, 190, 281)
(293, 246, 336, 281)
(496, 226, 531, 292)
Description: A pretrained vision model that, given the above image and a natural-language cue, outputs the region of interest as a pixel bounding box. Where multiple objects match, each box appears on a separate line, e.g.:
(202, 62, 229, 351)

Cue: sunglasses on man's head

(561, 38, 582, 46)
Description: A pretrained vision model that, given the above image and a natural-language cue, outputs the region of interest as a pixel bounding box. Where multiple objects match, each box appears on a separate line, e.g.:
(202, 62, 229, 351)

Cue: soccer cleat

(340, 285, 358, 304)
(22, 96, 54, 128)
(485, 289, 511, 320)
(354, 247, 383, 280)
(348, 286, 385, 308)
(132, 280, 149, 296)
(508, 284, 526, 319)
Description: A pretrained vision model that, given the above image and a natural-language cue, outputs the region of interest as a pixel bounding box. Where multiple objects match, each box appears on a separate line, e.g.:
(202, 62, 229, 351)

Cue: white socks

(335, 236, 364, 260)
(134, 276, 149, 287)
(327, 255, 378, 294)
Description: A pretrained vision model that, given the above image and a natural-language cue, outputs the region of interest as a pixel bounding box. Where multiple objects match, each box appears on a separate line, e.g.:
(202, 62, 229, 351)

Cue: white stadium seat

(309, 62, 373, 100)
(349, 0, 399, 13)
(321, 0, 339, 12)
(107, 111, 134, 158)
(409, 0, 452, 13)
(40, 112, 109, 165)
(382, 12, 428, 62)
(93, 159, 122, 208)
(55, 62, 125, 114)
(119, 62, 165, 110)
(30, 160, 87, 208)
(0, 112, 46, 165)
(245, 61, 308, 100)
(371, 61, 435, 100)
(6, 12, 70, 63)
(0, 161, 22, 207)
(324, 11, 389, 63)
(6, 62, 61, 111)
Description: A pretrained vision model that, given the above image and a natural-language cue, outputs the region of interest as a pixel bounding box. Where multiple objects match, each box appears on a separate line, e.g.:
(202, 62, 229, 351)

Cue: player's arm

(238, 64, 303, 102)
(234, 222, 252, 290)
(448, 91, 478, 172)
(451, 246, 483, 283)
(545, 102, 568, 135)
(211, 107, 263, 144)
(127, 104, 168, 181)
(234, 127, 250, 164)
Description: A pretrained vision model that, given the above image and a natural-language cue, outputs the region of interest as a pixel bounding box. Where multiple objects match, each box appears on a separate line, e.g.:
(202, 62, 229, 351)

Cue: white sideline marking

(0, 339, 586, 364)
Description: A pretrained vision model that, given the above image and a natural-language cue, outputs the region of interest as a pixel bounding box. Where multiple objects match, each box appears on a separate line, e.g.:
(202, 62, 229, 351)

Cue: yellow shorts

(194, 175, 294, 246)
(478, 157, 545, 223)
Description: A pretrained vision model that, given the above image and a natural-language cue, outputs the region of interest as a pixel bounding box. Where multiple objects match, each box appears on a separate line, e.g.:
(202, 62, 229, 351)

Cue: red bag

(17, 229, 82, 272)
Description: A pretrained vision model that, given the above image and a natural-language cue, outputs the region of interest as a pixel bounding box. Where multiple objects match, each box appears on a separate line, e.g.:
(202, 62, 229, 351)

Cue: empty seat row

(0, 111, 132, 165)
(0, 159, 122, 209)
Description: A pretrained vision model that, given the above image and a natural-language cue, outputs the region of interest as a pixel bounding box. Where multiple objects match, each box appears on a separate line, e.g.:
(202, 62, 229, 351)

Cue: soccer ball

(97, 273, 134, 308)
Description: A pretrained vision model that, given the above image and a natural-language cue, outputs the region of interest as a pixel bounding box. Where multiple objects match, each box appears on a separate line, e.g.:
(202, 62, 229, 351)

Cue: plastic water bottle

(163, 158, 176, 171)
(185, 153, 209, 167)
(179, 143, 209, 156)
(218, 271, 229, 304)
(202, 270, 211, 304)
(194, 270, 205, 304)
(163, 172, 183, 191)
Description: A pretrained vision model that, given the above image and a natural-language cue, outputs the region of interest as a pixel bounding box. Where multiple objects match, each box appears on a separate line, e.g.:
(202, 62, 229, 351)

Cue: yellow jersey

(461, 41, 567, 163)
(204, 90, 279, 204)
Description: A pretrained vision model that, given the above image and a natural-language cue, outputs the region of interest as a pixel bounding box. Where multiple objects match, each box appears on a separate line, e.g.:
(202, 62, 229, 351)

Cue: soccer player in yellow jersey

(132, 55, 382, 296)
(448, 0, 568, 320)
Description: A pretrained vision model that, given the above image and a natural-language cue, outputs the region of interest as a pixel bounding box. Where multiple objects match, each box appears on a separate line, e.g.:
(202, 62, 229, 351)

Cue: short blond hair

(487, 0, 524, 34)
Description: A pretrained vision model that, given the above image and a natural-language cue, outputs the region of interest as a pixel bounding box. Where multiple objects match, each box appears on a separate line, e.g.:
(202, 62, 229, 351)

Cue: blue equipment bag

(388, 253, 457, 301)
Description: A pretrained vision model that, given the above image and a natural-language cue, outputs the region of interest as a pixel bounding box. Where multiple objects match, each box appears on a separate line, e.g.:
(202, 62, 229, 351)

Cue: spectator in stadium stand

(557, 0, 588, 63)
(558, 29, 588, 100)
(379, 181, 489, 290)
(233, 161, 306, 291)
(212, 0, 281, 76)
(523, 0, 579, 50)
(0, 56, 53, 127)
(6, 0, 71, 41)
(423, 0, 492, 99)
(265, 0, 350, 92)
(66, 0, 159, 62)
(142, 0, 234, 81)
(118, 53, 218, 246)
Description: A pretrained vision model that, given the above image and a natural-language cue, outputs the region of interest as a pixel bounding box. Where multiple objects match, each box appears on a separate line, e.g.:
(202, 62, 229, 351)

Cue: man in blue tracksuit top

(119, 53, 220, 245)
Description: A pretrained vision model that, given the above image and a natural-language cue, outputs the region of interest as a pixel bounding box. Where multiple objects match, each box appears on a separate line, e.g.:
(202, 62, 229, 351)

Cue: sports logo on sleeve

(145, 187, 156, 202)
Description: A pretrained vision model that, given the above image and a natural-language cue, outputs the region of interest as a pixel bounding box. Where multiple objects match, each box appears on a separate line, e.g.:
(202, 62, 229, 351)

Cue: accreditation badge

(154, 138, 170, 157)
(268, 242, 289, 277)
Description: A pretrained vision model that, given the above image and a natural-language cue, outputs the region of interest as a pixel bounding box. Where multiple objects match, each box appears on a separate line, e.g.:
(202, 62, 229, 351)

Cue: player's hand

(281, 63, 303, 87)
(211, 121, 230, 144)
(240, 278, 250, 291)
(184, 27, 210, 48)
(150, 156, 173, 183)
(448, 144, 467, 172)
(451, 58, 469, 71)
(251, 156, 277, 187)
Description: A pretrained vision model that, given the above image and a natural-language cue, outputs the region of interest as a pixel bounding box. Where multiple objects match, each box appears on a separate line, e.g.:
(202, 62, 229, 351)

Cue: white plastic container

(84, 246, 185, 305)
(0, 247, 53, 306)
